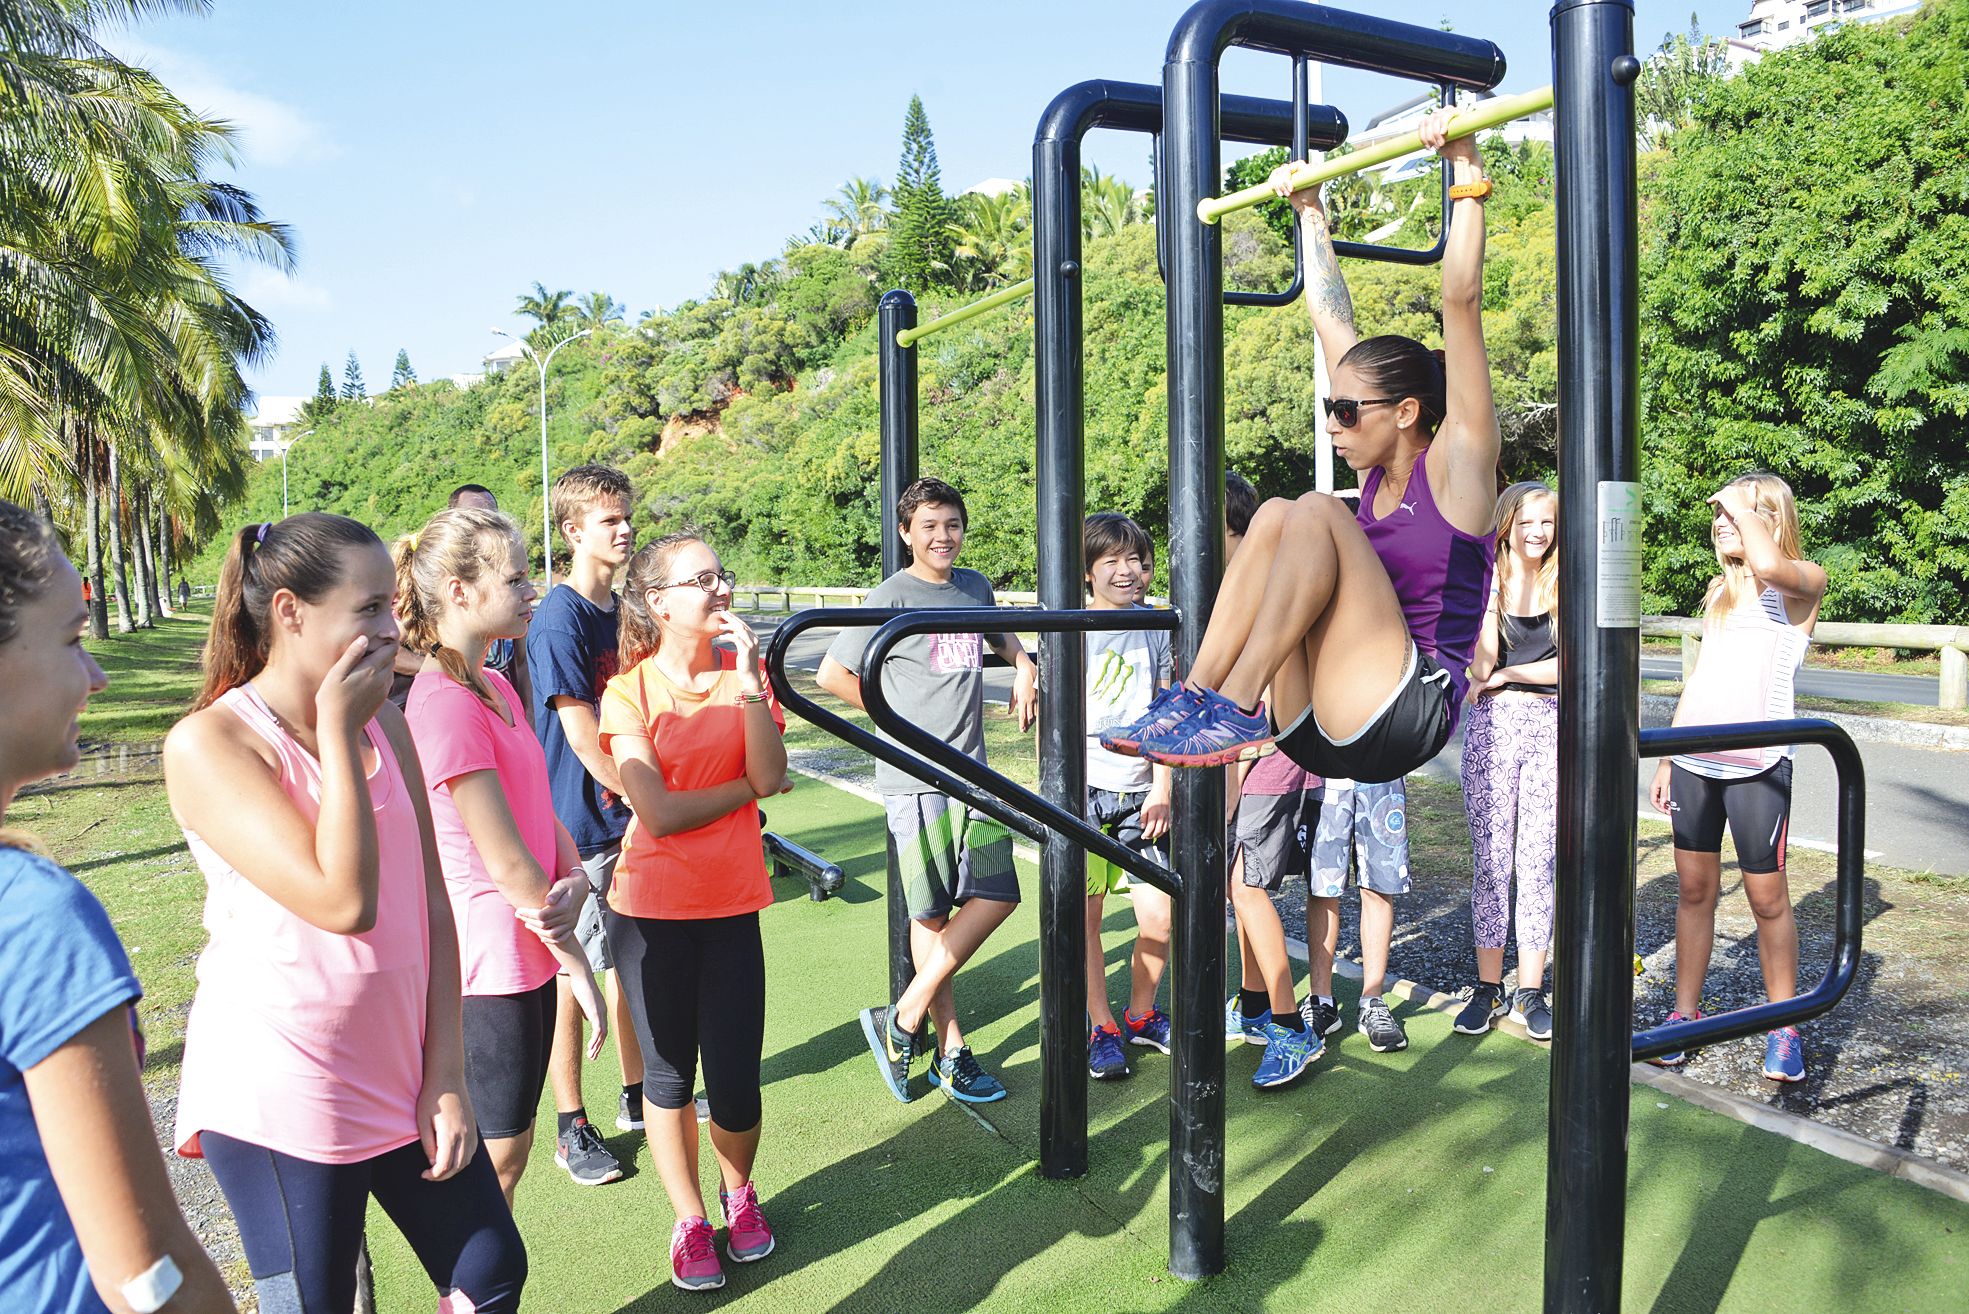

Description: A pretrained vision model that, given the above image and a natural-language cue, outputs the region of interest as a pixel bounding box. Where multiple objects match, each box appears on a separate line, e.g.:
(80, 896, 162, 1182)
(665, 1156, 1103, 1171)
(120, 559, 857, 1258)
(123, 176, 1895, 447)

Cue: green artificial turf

(363, 781, 1969, 1313)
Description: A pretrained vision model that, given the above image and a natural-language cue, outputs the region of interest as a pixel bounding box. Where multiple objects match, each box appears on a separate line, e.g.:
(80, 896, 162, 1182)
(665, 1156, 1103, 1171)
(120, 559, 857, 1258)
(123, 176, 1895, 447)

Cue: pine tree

(883, 95, 957, 292)
(300, 361, 337, 423)
(391, 348, 416, 389)
(340, 351, 365, 401)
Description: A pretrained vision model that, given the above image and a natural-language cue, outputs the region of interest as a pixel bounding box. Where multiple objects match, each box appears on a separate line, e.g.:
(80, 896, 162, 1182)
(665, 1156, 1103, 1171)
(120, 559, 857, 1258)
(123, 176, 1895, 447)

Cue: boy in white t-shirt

(1080, 513, 1174, 1081)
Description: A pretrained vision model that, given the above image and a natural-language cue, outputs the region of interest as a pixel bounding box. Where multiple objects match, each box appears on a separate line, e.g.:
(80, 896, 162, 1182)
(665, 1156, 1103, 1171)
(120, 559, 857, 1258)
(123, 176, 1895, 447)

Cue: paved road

(1641, 657, 1940, 707)
(760, 615, 1968, 875)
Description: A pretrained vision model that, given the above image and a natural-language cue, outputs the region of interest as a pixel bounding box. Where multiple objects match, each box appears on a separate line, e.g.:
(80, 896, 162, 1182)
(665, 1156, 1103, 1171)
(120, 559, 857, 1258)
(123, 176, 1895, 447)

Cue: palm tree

(515, 281, 575, 330)
(947, 189, 1031, 291)
(710, 262, 781, 305)
(576, 291, 624, 333)
(1080, 167, 1142, 240)
(822, 177, 889, 246)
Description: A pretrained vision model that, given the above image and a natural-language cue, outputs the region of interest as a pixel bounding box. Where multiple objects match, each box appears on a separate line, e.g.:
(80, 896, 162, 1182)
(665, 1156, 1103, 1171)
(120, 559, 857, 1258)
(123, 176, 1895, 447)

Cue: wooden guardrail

(734, 588, 1965, 711)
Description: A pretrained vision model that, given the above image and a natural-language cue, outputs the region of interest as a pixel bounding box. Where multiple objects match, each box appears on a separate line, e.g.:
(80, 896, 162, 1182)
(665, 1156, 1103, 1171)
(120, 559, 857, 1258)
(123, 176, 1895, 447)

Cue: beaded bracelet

(734, 689, 771, 705)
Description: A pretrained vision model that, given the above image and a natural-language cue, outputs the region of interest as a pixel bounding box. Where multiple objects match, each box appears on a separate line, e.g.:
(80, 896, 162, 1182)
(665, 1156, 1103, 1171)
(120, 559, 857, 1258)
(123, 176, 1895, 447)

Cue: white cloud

(107, 40, 339, 168)
(235, 267, 332, 312)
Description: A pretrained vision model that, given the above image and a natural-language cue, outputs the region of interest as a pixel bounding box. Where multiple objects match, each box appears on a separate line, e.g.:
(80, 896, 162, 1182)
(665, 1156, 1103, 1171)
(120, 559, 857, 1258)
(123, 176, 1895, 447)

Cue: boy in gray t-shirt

(817, 478, 1037, 1106)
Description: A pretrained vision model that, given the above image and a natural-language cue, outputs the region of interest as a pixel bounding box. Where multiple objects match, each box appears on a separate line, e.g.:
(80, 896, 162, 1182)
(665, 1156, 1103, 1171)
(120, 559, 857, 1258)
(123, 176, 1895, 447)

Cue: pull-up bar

(1195, 84, 1554, 225)
(893, 277, 1035, 348)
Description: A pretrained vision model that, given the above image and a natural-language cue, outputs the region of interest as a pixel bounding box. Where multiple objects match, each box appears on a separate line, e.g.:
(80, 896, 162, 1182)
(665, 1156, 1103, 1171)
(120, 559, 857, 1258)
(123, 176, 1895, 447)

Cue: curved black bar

(1166, 0, 1506, 89)
(1035, 77, 1347, 148)
(860, 607, 1184, 899)
(1630, 719, 1866, 1060)
(1223, 54, 1309, 310)
(763, 607, 1048, 846)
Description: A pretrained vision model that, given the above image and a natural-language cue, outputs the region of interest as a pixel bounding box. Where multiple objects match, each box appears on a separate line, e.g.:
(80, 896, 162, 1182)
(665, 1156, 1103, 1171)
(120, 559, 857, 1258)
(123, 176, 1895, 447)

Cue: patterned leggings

(1460, 692, 1558, 954)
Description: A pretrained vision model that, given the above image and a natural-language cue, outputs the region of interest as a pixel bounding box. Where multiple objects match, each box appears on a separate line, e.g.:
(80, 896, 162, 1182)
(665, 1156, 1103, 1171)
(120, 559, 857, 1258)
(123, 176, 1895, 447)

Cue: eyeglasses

(657, 568, 736, 593)
(1322, 397, 1400, 429)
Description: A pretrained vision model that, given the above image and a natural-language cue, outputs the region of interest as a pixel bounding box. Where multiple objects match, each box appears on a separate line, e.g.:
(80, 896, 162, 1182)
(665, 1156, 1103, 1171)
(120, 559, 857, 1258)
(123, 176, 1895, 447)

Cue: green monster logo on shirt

(1091, 647, 1132, 707)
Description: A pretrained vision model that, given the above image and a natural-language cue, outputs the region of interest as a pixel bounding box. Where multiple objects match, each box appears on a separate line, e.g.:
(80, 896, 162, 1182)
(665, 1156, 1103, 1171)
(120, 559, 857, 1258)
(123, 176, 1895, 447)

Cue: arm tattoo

(1304, 219, 1356, 330)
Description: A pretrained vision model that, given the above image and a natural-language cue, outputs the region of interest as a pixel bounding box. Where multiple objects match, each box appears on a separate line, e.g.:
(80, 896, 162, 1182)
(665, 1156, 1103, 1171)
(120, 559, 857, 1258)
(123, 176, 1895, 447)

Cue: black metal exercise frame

(762, 831, 845, 902)
(1630, 720, 1866, 1057)
(1159, 0, 1504, 1279)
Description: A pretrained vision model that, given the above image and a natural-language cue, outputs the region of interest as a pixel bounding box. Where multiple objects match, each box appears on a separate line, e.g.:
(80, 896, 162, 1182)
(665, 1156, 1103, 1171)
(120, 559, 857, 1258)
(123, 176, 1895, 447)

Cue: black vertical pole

(1547, 4, 1641, 1313)
(1162, 49, 1229, 1282)
(1032, 125, 1090, 1179)
(877, 290, 921, 1028)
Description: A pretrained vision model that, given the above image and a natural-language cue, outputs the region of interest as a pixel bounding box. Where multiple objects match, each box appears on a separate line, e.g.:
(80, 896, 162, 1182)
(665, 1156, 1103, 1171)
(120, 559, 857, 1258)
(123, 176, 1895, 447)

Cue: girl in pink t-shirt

(396, 508, 604, 1206)
(1647, 473, 1827, 1083)
(164, 513, 524, 1314)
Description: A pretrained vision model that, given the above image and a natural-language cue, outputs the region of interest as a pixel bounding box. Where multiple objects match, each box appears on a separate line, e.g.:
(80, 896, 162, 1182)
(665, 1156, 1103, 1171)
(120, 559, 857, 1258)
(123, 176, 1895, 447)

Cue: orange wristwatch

(1448, 178, 1494, 202)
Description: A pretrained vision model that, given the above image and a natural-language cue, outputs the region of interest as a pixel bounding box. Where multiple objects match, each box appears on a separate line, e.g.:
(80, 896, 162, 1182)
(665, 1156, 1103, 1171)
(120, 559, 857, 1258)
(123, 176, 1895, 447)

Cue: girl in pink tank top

(164, 513, 525, 1314)
(1116, 106, 1501, 789)
(1646, 474, 1827, 1085)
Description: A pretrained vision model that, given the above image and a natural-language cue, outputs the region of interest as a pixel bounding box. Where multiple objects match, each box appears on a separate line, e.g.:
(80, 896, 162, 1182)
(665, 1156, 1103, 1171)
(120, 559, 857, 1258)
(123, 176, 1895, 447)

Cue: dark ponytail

(1337, 334, 1447, 436)
(197, 513, 383, 710)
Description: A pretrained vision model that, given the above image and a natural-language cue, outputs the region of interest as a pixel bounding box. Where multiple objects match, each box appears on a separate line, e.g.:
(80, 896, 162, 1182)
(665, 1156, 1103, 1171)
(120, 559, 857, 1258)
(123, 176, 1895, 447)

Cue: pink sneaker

(720, 1181, 776, 1263)
(669, 1216, 725, 1291)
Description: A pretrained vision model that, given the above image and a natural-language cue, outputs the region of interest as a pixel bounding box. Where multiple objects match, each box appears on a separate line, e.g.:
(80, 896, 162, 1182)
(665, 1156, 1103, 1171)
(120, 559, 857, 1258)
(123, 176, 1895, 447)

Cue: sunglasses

(657, 568, 737, 594)
(1322, 397, 1400, 429)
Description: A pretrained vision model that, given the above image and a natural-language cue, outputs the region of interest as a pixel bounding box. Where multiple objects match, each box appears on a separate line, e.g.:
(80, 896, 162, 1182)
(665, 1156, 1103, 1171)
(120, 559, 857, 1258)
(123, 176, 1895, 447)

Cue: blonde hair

(619, 533, 707, 669)
(1702, 472, 1805, 627)
(1493, 481, 1559, 620)
(393, 507, 524, 710)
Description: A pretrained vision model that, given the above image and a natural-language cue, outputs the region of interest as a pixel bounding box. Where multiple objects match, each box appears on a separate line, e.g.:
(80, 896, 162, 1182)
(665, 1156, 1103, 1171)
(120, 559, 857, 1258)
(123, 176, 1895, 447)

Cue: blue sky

(105, 1, 1747, 401)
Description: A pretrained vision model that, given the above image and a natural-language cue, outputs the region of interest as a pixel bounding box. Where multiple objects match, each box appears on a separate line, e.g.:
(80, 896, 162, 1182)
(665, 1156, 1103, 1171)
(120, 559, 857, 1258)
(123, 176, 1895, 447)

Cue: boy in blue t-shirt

(1080, 513, 1174, 1082)
(526, 463, 640, 1186)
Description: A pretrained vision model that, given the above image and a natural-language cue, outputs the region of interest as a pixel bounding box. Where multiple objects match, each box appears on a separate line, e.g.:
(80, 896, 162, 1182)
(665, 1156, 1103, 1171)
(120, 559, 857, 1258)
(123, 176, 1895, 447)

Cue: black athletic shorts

(1667, 758, 1793, 872)
(461, 978, 556, 1139)
(1274, 643, 1453, 785)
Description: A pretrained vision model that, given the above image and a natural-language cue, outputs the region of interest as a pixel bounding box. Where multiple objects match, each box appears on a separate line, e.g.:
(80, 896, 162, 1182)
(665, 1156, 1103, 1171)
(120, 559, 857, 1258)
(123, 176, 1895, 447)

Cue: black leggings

(202, 1132, 524, 1313)
(461, 978, 556, 1138)
(608, 911, 766, 1130)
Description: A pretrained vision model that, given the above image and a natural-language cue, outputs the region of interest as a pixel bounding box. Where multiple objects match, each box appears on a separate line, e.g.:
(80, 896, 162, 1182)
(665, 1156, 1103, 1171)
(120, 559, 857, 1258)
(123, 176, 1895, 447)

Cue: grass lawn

(79, 601, 214, 744)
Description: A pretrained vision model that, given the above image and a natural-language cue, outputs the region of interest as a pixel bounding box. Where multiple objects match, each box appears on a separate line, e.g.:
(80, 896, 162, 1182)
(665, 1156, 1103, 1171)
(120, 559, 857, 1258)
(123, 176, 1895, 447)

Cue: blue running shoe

(1252, 1021, 1321, 1088)
(1139, 689, 1273, 768)
(859, 1004, 914, 1103)
(1088, 1025, 1131, 1080)
(1226, 996, 1270, 1045)
(1124, 1006, 1171, 1055)
(1099, 683, 1202, 757)
(1763, 1026, 1805, 1083)
(926, 1045, 1008, 1103)
(1646, 1009, 1701, 1067)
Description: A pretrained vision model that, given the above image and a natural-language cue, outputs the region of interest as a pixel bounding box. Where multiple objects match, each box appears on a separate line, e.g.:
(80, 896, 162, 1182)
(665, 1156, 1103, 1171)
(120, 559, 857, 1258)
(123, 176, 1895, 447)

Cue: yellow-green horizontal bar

(894, 278, 1036, 348)
(1196, 84, 1556, 226)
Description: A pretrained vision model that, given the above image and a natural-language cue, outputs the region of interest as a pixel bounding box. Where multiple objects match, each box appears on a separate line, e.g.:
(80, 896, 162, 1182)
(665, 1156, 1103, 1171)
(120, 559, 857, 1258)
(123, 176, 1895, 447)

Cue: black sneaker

(1298, 997, 1343, 1039)
(555, 1118, 623, 1186)
(616, 1090, 645, 1132)
(1356, 996, 1409, 1052)
(926, 1045, 1007, 1103)
(859, 1004, 914, 1103)
(1452, 982, 1507, 1036)
(1511, 986, 1553, 1042)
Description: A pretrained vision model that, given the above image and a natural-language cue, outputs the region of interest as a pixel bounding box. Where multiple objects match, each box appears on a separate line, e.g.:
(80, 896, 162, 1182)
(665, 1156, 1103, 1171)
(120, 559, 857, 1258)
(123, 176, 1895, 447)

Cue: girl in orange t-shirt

(597, 533, 787, 1292)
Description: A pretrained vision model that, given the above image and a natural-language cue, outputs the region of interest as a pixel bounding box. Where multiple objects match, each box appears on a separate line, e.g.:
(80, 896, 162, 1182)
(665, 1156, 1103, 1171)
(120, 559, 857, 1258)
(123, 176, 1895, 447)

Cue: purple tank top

(1356, 449, 1495, 727)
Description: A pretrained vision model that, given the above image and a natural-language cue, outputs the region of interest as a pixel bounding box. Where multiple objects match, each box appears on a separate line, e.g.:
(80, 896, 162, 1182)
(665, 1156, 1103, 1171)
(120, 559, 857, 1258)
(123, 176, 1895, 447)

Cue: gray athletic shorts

(884, 792, 1019, 922)
(1309, 779, 1411, 898)
(574, 843, 620, 972)
(1232, 787, 1319, 892)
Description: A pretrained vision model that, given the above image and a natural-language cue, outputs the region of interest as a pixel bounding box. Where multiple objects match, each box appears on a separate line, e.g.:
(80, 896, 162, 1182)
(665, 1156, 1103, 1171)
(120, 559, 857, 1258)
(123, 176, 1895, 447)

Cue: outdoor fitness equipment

(769, 2, 1869, 1307)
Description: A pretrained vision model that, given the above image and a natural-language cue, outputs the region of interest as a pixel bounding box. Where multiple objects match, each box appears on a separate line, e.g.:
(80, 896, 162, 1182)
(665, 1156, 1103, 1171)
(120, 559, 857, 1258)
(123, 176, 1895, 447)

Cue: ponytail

(198, 514, 381, 710)
(619, 533, 703, 669)
(394, 508, 522, 711)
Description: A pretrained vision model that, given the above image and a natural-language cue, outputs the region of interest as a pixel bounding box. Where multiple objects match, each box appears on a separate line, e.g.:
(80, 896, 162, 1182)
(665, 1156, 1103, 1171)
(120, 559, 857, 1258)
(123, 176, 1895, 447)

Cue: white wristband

(122, 1254, 183, 1314)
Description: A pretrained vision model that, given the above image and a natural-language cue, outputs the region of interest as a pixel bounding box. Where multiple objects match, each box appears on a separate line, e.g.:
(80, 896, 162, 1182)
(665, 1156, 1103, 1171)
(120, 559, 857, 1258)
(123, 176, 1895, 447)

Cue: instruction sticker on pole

(1597, 481, 1642, 628)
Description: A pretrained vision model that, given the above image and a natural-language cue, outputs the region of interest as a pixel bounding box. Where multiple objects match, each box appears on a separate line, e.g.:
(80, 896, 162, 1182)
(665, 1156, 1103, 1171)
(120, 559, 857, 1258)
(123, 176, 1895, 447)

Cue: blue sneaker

(926, 1045, 1008, 1103)
(1252, 1020, 1321, 1088)
(1139, 689, 1273, 768)
(1226, 996, 1270, 1045)
(1763, 1026, 1806, 1083)
(1098, 683, 1203, 757)
(1646, 1009, 1701, 1067)
(1124, 1006, 1171, 1055)
(1088, 1025, 1131, 1080)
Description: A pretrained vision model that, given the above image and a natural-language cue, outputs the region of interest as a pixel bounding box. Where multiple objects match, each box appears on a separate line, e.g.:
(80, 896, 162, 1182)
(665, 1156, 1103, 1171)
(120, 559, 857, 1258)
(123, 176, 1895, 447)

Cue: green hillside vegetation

(205, 5, 1968, 622)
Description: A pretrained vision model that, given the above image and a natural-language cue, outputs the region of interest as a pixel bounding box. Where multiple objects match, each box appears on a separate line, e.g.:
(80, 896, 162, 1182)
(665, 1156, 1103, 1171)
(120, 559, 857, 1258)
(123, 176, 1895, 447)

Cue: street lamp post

(492, 326, 592, 589)
(281, 428, 315, 519)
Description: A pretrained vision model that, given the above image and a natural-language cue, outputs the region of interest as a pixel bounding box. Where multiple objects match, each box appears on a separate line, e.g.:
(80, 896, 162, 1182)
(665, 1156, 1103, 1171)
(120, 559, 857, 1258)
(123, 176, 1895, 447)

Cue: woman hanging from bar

(1109, 108, 1500, 785)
